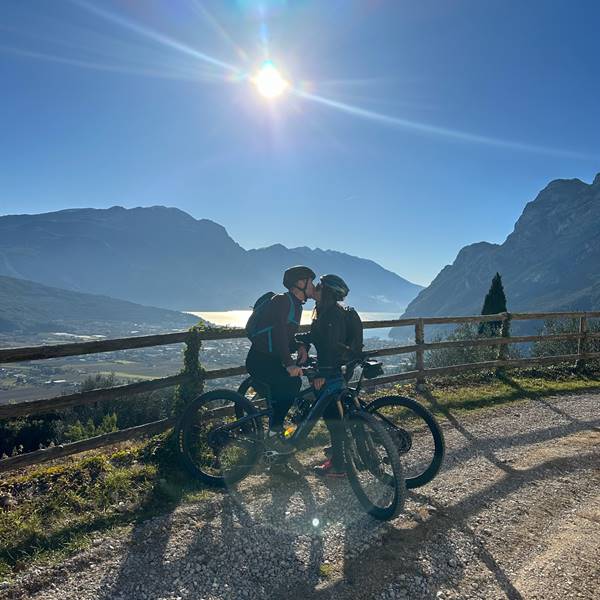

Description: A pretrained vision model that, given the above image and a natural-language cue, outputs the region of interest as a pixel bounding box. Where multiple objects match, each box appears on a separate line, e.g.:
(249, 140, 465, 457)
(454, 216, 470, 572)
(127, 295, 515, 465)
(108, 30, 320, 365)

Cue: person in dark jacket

(245, 266, 315, 456)
(296, 274, 363, 477)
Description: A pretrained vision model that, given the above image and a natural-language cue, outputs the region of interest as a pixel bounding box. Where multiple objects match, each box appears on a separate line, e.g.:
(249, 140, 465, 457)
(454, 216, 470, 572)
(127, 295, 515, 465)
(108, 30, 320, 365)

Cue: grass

(0, 435, 215, 581)
(379, 365, 600, 419)
(319, 563, 334, 578)
(1, 364, 599, 581)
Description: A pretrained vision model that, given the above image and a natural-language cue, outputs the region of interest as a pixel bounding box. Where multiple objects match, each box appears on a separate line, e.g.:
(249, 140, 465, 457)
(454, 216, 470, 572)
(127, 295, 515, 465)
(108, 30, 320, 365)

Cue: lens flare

(253, 60, 288, 98)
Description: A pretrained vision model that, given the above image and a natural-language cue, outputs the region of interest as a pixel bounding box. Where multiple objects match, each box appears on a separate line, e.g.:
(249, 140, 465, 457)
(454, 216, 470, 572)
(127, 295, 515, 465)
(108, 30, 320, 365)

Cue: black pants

(246, 349, 301, 431)
(323, 399, 345, 470)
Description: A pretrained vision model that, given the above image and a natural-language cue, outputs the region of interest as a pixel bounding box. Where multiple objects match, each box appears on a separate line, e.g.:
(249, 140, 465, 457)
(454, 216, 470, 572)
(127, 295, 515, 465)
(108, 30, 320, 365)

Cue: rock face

(391, 174, 600, 336)
(0, 206, 422, 311)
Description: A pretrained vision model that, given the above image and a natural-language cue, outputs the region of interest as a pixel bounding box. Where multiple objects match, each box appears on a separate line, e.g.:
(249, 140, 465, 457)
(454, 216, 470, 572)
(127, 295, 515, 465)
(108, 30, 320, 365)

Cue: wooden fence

(1, 310, 600, 473)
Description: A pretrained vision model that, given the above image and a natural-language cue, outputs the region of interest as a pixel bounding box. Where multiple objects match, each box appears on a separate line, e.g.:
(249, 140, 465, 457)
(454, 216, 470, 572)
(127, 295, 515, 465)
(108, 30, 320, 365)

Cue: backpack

(245, 291, 298, 343)
(342, 306, 364, 354)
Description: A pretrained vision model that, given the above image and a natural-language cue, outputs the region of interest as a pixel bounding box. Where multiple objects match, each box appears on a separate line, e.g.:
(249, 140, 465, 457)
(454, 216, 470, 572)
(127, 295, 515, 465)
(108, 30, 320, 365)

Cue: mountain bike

(239, 356, 445, 490)
(176, 359, 406, 521)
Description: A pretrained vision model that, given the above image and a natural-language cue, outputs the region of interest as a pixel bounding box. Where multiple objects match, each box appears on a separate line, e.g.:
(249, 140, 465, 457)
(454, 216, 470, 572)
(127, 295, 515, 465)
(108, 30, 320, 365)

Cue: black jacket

(296, 304, 363, 374)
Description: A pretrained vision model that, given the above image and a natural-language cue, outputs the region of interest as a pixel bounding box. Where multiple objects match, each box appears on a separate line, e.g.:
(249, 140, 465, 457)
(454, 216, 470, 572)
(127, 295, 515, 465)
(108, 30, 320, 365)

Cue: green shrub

(425, 323, 519, 369)
(532, 318, 600, 368)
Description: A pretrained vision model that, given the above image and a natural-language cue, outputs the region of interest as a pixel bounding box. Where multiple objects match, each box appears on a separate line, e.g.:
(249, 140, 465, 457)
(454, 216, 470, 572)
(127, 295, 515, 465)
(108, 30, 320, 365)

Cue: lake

(187, 309, 404, 339)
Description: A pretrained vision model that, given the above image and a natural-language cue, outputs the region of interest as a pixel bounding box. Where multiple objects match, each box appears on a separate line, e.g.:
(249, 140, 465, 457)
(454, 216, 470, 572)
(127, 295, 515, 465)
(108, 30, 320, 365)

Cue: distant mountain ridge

(0, 206, 422, 311)
(0, 274, 199, 333)
(391, 173, 600, 337)
(248, 244, 419, 311)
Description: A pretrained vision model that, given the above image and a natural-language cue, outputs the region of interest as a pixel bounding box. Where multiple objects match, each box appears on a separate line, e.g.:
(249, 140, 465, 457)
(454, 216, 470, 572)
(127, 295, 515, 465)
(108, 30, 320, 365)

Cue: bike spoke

(367, 396, 445, 489)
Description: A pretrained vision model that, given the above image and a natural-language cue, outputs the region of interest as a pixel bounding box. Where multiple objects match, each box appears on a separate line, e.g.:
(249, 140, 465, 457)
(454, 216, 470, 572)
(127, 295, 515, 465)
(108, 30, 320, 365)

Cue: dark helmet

(320, 274, 350, 300)
(283, 265, 316, 290)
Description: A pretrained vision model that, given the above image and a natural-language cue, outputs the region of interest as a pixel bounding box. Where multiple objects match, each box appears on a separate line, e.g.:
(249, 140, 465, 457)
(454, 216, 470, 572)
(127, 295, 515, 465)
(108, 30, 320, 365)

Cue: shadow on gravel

(302, 448, 598, 600)
(95, 442, 190, 600)
(497, 372, 600, 432)
(420, 387, 600, 479)
(91, 393, 599, 600)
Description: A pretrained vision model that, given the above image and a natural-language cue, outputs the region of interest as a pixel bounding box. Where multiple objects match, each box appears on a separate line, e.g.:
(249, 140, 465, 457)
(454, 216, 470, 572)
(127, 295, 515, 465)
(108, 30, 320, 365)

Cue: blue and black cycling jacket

(248, 292, 303, 367)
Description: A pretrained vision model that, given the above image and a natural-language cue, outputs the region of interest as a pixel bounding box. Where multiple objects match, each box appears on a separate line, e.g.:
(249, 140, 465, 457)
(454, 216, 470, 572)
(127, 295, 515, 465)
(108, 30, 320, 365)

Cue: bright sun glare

(253, 60, 289, 98)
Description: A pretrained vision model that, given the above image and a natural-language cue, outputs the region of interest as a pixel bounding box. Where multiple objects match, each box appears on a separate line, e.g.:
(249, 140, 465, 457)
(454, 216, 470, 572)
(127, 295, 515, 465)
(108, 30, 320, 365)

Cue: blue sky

(1, 0, 599, 285)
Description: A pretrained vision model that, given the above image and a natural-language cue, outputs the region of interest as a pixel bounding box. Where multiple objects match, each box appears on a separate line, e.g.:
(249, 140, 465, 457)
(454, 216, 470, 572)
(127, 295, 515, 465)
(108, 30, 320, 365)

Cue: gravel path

(1, 391, 599, 600)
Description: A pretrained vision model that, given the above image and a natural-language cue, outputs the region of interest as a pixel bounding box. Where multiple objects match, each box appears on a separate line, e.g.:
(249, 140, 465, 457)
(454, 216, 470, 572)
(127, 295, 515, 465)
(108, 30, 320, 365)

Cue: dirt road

(2, 391, 599, 600)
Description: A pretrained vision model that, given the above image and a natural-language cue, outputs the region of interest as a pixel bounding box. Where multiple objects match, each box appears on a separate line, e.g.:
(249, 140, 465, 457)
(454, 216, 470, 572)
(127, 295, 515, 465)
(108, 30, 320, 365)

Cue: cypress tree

(478, 273, 507, 336)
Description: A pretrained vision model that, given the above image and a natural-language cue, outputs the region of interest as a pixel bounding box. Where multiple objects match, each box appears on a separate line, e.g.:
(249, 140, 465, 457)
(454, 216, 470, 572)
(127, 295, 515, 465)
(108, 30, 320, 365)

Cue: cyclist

(245, 265, 316, 459)
(296, 274, 363, 477)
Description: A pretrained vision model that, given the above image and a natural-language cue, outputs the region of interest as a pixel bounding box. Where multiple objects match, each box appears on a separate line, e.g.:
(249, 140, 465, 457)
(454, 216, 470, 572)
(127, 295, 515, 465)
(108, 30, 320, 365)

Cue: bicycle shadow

(300, 442, 598, 599)
(91, 392, 599, 600)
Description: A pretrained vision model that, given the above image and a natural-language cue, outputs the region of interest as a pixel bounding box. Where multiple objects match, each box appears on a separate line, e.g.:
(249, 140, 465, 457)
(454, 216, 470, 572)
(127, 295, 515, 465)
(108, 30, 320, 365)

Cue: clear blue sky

(1, 0, 599, 285)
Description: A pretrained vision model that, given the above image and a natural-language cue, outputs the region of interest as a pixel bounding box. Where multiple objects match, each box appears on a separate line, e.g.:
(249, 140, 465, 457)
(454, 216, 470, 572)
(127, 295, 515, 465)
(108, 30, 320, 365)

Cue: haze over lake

(188, 310, 404, 339)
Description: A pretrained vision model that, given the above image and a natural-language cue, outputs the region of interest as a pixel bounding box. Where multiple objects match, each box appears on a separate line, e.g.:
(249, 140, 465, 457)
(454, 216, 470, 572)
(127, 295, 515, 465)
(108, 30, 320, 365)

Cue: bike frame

(286, 376, 348, 448)
(216, 375, 356, 450)
(215, 358, 376, 451)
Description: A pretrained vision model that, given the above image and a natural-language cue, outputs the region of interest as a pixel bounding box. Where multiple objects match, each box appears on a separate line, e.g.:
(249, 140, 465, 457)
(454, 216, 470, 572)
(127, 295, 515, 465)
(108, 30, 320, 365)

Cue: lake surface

(188, 310, 404, 339)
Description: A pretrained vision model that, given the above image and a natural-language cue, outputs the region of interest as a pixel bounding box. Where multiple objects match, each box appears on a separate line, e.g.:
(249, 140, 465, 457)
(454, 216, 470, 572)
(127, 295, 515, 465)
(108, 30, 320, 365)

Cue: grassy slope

(0, 274, 198, 331)
(1, 366, 600, 580)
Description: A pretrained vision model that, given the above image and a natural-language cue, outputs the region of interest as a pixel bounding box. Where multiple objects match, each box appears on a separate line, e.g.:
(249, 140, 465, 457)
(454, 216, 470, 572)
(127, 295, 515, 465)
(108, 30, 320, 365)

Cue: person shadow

(94, 390, 599, 600)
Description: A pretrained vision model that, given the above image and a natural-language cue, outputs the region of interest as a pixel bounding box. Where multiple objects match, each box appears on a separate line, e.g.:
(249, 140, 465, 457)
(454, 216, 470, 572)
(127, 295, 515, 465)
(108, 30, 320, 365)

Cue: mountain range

(391, 173, 600, 337)
(0, 206, 422, 312)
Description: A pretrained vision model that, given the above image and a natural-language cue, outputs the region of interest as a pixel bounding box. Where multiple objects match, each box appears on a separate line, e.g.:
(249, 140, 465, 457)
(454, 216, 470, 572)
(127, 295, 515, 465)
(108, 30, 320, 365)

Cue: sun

(253, 60, 289, 98)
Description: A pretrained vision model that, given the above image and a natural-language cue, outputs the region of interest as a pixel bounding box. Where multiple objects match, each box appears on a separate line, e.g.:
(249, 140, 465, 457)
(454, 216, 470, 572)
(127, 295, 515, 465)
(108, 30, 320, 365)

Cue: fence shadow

(87, 392, 599, 600)
(496, 371, 600, 432)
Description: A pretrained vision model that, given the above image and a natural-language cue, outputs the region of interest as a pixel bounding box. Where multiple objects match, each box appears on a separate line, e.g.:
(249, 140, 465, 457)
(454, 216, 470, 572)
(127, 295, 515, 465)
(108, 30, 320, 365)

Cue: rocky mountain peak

(394, 172, 600, 327)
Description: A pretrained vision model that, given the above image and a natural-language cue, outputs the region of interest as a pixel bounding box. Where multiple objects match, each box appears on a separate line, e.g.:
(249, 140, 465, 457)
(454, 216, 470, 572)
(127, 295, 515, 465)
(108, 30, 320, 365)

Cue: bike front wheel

(176, 389, 263, 488)
(344, 411, 406, 521)
(366, 395, 445, 489)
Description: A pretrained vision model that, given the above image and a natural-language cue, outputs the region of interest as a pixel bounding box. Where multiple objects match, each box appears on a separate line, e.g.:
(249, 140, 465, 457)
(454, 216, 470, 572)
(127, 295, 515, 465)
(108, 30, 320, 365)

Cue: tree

(478, 273, 507, 336)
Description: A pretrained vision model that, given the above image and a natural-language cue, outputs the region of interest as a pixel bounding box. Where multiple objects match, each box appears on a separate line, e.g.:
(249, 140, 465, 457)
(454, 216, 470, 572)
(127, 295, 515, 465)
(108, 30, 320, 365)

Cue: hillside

(0, 275, 199, 333)
(0, 206, 421, 311)
(391, 173, 600, 336)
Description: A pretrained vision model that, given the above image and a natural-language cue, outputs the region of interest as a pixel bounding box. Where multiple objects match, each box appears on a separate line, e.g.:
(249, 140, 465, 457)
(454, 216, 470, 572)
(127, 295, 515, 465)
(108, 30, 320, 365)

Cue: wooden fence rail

(1, 310, 599, 473)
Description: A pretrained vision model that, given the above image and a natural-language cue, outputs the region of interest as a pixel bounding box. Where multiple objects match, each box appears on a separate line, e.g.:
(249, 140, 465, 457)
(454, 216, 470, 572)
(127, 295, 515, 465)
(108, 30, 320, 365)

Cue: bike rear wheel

(344, 411, 406, 521)
(366, 395, 445, 489)
(176, 389, 263, 488)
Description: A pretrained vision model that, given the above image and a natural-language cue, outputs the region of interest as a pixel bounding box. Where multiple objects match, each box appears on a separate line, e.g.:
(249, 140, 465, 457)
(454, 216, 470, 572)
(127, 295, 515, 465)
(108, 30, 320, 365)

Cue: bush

(63, 413, 118, 442)
(532, 318, 600, 367)
(0, 374, 176, 456)
(425, 323, 520, 369)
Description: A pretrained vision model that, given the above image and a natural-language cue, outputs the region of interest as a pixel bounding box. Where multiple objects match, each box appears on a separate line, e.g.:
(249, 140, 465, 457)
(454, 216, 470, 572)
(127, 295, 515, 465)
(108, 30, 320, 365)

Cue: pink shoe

(314, 459, 346, 478)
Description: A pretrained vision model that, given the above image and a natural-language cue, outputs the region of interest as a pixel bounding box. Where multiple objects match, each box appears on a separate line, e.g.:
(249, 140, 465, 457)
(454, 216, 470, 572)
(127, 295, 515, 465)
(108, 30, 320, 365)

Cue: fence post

(415, 318, 426, 390)
(575, 314, 588, 372)
(174, 325, 205, 415)
(497, 312, 511, 360)
(495, 312, 511, 376)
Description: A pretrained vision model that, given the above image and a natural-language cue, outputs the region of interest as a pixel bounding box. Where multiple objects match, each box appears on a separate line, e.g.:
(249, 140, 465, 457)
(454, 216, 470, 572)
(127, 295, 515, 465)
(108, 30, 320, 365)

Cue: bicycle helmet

(283, 265, 316, 290)
(320, 274, 350, 301)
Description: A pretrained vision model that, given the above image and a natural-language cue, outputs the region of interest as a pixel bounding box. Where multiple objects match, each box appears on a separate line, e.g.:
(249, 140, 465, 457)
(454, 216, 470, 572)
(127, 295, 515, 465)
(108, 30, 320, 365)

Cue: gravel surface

(1, 391, 599, 600)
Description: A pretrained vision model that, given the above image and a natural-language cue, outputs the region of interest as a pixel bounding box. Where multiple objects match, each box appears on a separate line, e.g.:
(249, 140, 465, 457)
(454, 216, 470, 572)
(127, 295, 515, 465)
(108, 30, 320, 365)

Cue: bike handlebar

(299, 354, 376, 378)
